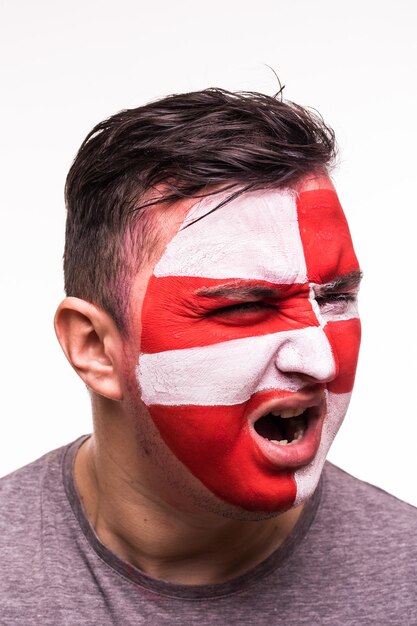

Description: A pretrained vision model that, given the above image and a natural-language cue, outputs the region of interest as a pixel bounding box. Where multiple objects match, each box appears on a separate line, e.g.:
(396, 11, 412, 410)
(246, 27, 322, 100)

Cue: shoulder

(0, 444, 66, 519)
(0, 439, 83, 576)
(296, 463, 417, 620)
(0, 437, 88, 530)
(0, 439, 86, 620)
(1, 448, 55, 510)
(323, 461, 417, 523)
(317, 462, 417, 566)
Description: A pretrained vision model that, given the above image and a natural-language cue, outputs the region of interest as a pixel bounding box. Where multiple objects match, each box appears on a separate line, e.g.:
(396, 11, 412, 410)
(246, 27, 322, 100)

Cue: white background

(1, 0, 416, 506)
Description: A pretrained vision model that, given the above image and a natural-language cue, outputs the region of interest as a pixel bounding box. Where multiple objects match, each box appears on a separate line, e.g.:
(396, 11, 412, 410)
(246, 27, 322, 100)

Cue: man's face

(128, 176, 361, 513)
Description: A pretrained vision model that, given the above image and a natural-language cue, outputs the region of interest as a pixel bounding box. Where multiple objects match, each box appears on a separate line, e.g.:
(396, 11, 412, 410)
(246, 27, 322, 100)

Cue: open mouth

(254, 408, 308, 446)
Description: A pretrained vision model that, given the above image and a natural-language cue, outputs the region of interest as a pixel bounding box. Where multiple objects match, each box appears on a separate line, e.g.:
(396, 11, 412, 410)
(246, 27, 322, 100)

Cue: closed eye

(315, 292, 358, 318)
(213, 301, 273, 314)
(316, 292, 357, 304)
(313, 271, 362, 306)
(208, 300, 275, 324)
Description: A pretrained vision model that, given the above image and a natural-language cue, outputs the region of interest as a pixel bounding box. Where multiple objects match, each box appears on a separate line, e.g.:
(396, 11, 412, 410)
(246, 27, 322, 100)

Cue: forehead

(153, 179, 358, 285)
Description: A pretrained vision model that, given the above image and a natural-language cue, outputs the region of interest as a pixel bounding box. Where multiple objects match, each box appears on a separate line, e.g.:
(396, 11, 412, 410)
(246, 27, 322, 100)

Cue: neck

(74, 404, 304, 586)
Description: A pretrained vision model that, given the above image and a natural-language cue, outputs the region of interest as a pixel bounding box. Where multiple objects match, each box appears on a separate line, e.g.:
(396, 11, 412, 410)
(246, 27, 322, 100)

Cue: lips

(247, 388, 326, 470)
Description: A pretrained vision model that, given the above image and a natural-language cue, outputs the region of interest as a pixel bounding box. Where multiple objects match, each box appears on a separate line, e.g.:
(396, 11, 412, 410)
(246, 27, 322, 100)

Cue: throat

(74, 433, 305, 585)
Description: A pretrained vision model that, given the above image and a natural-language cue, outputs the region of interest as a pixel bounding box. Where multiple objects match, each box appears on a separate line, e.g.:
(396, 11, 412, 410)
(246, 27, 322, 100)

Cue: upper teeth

(271, 408, 305, 419)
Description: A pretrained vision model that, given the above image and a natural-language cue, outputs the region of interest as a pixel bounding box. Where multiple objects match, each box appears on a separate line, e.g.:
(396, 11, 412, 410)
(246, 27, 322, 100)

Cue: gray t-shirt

(1, 436, 416, 625)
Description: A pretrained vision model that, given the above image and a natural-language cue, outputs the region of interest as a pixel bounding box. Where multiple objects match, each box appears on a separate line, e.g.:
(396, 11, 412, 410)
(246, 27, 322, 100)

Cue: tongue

(254, 413, 286, 441)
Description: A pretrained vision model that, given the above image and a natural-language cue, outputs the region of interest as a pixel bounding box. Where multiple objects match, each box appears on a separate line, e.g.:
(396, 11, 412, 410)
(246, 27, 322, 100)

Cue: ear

(54, 297, 124, 401)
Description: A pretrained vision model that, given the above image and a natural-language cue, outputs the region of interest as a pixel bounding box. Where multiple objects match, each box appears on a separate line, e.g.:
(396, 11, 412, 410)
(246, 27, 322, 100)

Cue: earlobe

(54, 297, 124, 401)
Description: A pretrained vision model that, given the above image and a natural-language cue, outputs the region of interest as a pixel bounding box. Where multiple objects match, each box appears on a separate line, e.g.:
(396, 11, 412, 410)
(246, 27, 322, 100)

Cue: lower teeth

(271, 426, 305, 446)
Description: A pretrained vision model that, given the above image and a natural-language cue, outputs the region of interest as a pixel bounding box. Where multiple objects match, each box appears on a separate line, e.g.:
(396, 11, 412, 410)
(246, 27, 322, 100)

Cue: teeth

(271, 407, 305, 419)
(270, 425, 306, 447)
(290, 427, 305, 444)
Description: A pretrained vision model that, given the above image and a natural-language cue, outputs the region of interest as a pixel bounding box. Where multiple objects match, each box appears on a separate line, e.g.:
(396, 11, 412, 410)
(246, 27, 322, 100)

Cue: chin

(207, 391, 351, 515)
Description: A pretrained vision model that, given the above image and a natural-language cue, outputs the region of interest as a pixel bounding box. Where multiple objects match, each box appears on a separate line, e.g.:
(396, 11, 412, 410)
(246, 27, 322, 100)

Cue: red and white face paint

(136, 181, 361, 512)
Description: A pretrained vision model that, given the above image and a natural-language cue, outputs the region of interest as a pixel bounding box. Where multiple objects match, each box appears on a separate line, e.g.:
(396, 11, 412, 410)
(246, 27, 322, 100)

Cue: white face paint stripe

(293, 391, 352, 505)
(153, 189, 308, 284)
(138, 326, 336, 407)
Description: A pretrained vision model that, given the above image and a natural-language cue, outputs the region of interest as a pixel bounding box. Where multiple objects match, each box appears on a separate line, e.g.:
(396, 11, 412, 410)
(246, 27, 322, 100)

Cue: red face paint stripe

(296, 189, 360, 284)
(148, 403, 297, 512)
(325, 318, 361, 394)
(141, 275, 318, 353)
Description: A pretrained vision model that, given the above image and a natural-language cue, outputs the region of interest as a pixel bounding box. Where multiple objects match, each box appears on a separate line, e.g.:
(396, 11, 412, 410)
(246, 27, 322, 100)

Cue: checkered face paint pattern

(136, 185, 361, 512)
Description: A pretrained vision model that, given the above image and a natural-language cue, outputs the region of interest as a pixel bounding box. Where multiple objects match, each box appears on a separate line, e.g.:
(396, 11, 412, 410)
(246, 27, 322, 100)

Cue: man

(1, 89, 416, 624)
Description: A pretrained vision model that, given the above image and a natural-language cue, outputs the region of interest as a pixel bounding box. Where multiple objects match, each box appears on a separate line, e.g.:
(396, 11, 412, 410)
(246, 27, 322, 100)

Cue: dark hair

(64, 88, 336, 331)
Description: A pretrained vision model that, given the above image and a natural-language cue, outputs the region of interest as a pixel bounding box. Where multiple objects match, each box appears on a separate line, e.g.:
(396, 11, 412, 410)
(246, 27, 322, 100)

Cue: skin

(55, 173, 361, 585)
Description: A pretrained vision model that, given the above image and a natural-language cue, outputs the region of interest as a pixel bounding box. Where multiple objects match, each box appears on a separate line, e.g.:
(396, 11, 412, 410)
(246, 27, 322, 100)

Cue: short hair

(64, 88, 336, 331)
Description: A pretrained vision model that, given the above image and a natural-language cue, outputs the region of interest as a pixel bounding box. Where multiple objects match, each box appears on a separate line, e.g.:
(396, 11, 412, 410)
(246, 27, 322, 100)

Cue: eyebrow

(196, 271, 363, 301)
(314, 270, 363, 295)
(196, 282, 282, 301)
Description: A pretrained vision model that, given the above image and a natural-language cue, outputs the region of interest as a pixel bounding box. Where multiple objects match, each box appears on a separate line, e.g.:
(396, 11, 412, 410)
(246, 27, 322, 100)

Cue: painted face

(135, 179, 361, 513)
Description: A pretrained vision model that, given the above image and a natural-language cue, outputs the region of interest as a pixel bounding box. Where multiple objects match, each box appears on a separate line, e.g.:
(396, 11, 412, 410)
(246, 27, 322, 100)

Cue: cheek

(325, 318, 362, 394)
(147, 403, 297, 512)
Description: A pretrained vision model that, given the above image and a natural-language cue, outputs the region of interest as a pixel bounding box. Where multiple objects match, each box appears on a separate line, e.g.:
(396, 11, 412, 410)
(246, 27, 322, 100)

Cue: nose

(274, 327, 337, 383)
